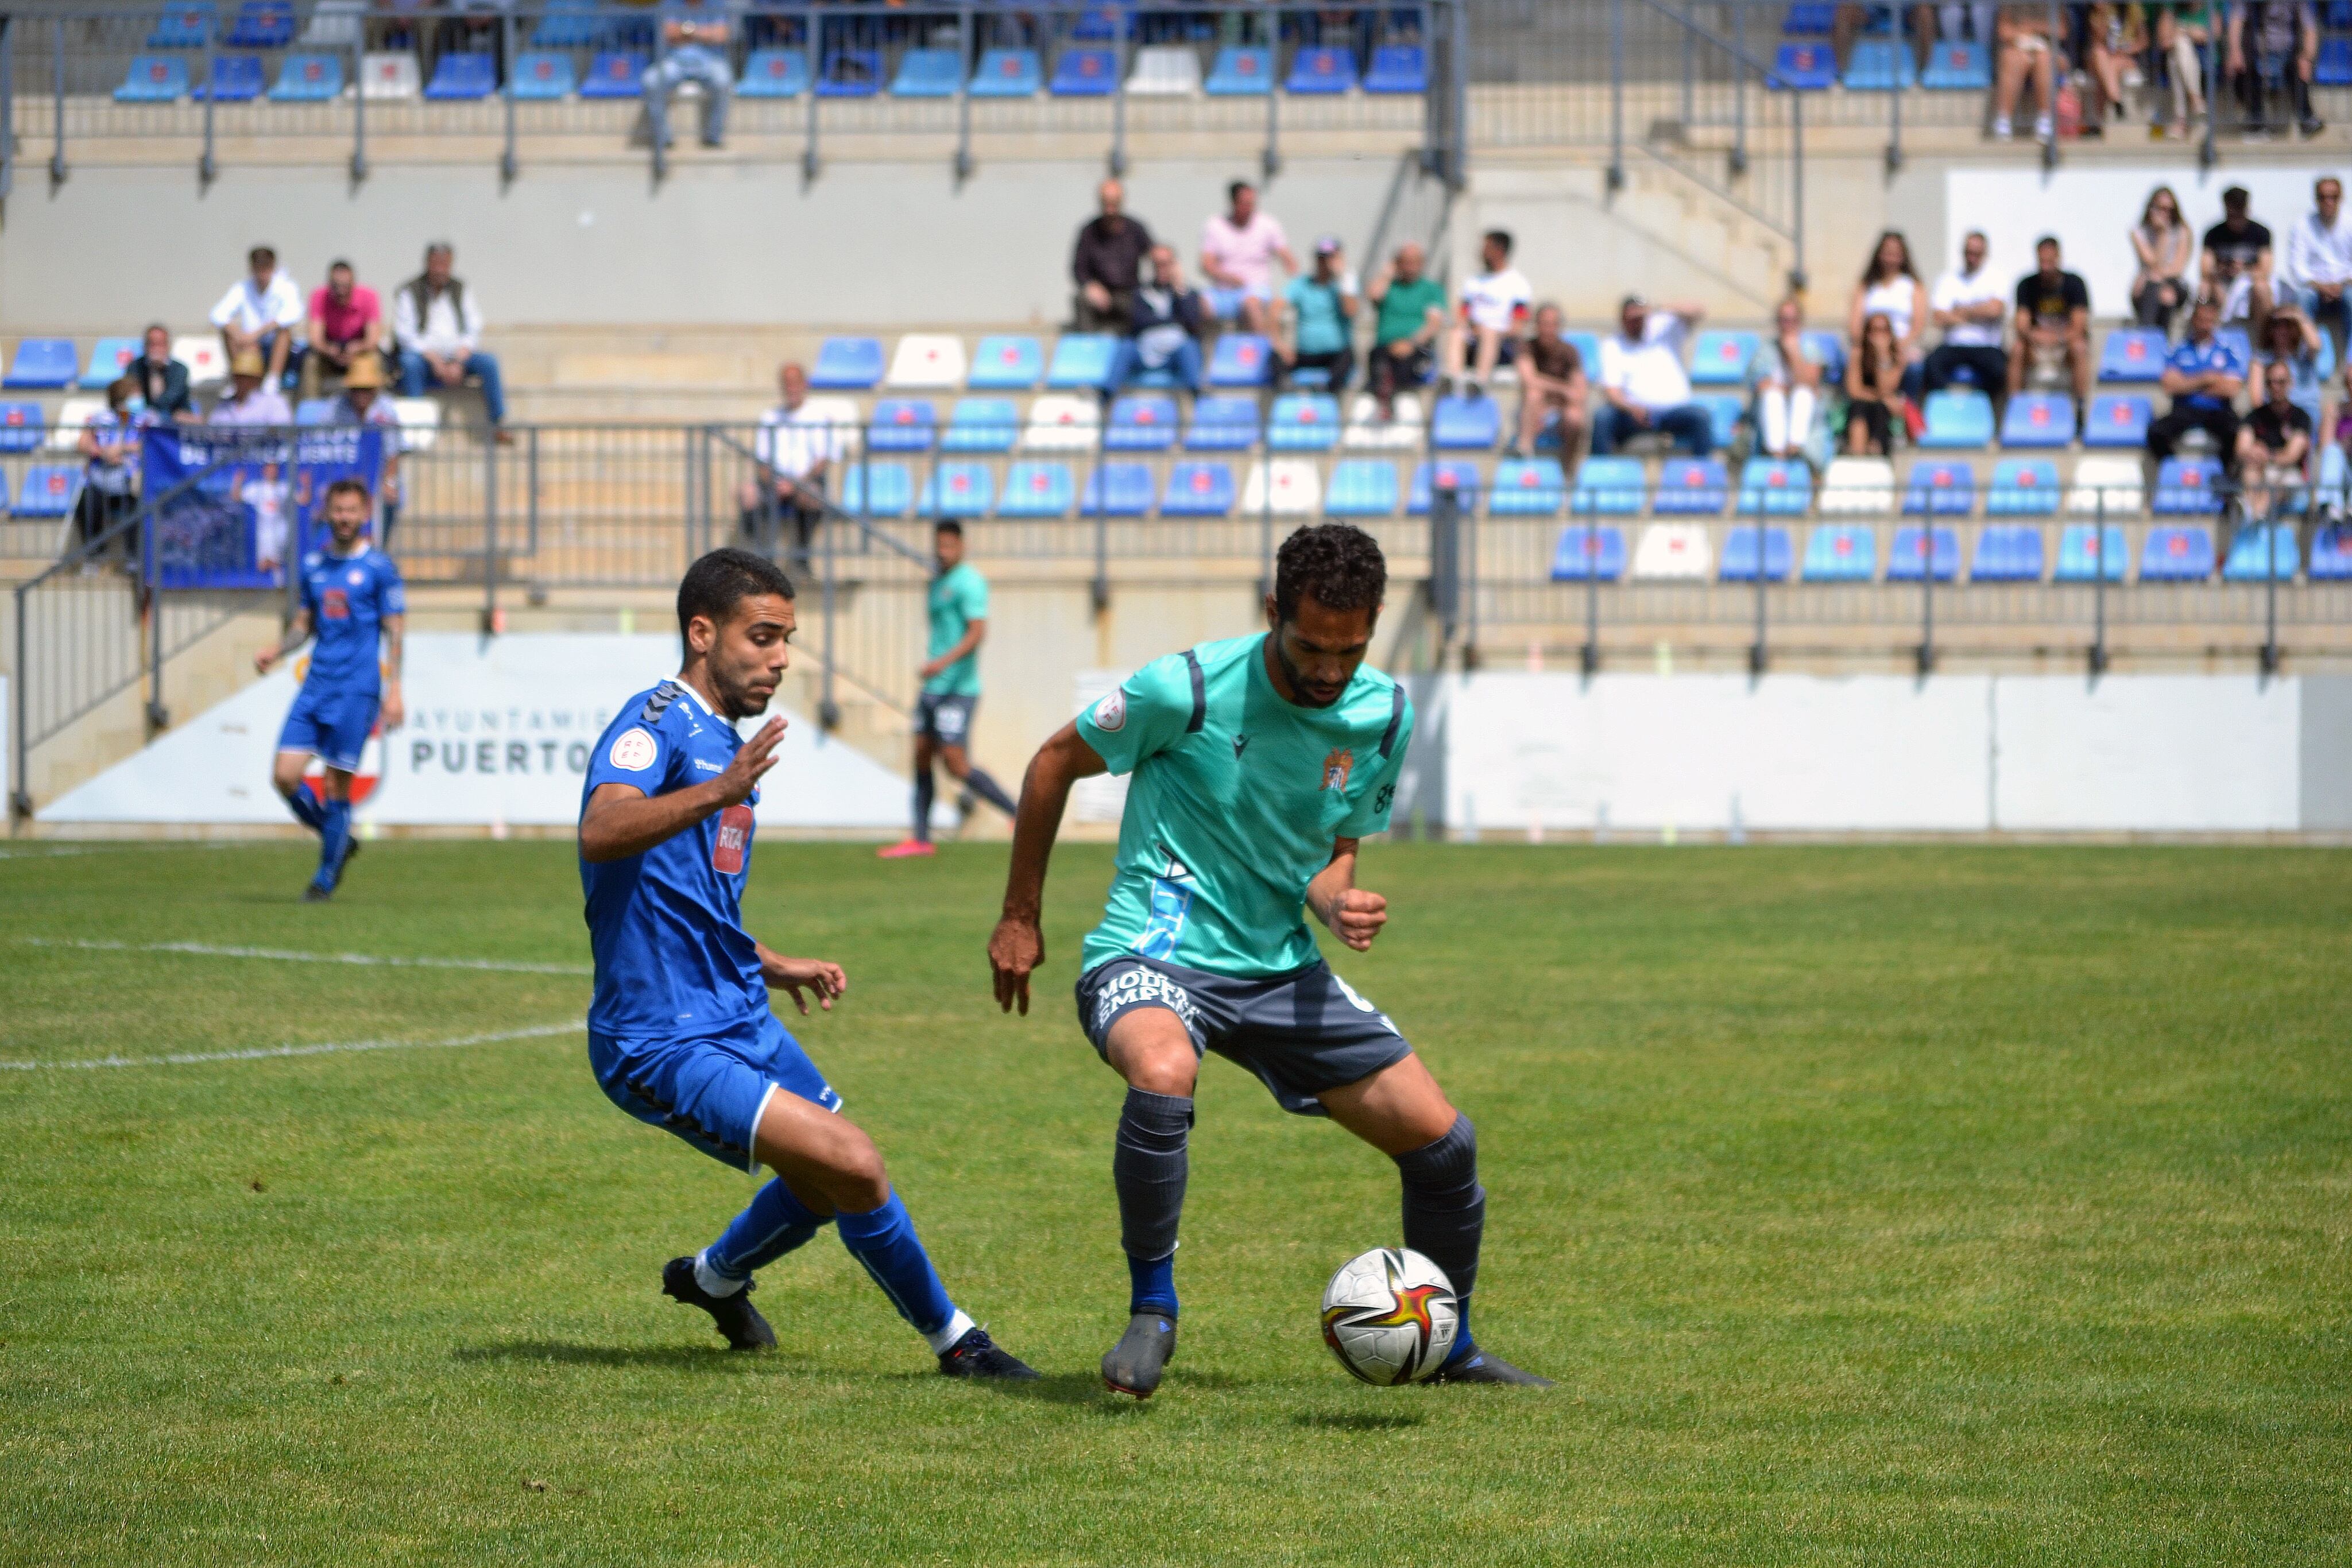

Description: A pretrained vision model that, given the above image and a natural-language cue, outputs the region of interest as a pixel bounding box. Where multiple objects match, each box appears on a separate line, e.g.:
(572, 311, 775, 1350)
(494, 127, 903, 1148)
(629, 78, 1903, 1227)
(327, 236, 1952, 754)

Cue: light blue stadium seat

(737, 48, 807, 98)
(810, 336, 884, 390)
(1047, 334, 1117, 389)
(1918, 388, 1994, 449)
(2319, 36, 2352, 86)
(1286, 45, 1356, 94)
(79, 337, 141, 391)
(2222, 522, 2300, 581)
(1430, 394, 1500, 451)
(1325, 459, 1401, 517)
(1105, 393, 1178, 451)
(1269, 393, 1342, 451)
(1719, 525, 1794, 581)
(533, 0, 605, 48)
(1082, 462, 1156, 517)
(2310, 522, 2352, 580)
(2098, 328, 2168, 383)
(579, 51, 648, 98)
(969, 335, 1045, 390)
(424, 51, 497, 100)
(2154, 456, 2223, 514)
(1784, 4, 1835, 34)
(970, 48, 1042, 96)
(0, 470, 9, 514)
(999, 460, 1076, 518)
(295, 397, 336, 426)
(1773, 42, 1836, 89)
(1162, 461, 1236, 517)
(1364, 44, 1427, 94)
(1206, 45, 1273, 95)
(509, 51, 576, 99)
(1843, 37, 1914, 88)
(891, 47, 962, 97)
(2141, 524, 2215, 579)
(1564, 331, 1602, 376)
(1570, 456, 1646, 516)
(1920, 40, 1991, 88)
(1886, 525, 1960, 581)
(1738, 456, 1813, 514)
(1697, 393, 1746, 451)
(1550, 524, 1627, 582)
(1803, 328, 1848, 386)
(1491, 458, 1568, 516)
(225, 1, 294, 48)
(2216, 326, 2253, 367)
(1408, 459, 1481, 516)
(2316, 442, 2349, 518)
(1903, 459, 1975, 516)
(841, 462, 914, 518)
(0, 401, 45, 452)
(2083, 394, 2151, 448)
(817, 49, 881, 97)
(1053, 47, 1119, 95)
(1985, 456, 2060, 516)
(1971, 524, 2045, 582)
(1208, 334, 1272, 387)
(118, 55, 192, 102)
(14, 465, 84, 520)
(1185, 395, 1260, 451)
(2053, 523, 2126, 582)
(1802, 524, 1877, 582)
(1688, 330, 1758, 386)
(1654, 457, 1730, 514)
(148, 2, 216, 48)
(5, 339, 78, 390)
(2002, 393, 2074, 448)
(922, 460, 995, 518)
(942, 397, 1020, 454)
(270, 52, 345, 101)
(866, 398, 938, 453)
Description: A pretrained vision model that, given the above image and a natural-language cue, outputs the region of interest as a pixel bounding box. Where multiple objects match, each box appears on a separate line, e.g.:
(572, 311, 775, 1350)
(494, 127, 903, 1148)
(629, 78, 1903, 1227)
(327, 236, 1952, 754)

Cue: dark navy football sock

(835, 1188, 967, 1350)
(961, 766, 1019, 817)
(912, 765, 935, 843)
(1395, 1114, 1484, 1360)
(705, 1176, 831, 1286)
(1116, 1087, 1192, 1317)
(315, 799, 351, 888)
(281, 785, 326, 835)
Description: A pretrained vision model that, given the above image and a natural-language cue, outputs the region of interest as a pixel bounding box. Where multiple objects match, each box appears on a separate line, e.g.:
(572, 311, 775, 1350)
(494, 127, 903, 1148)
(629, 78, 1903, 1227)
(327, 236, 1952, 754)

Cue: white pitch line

(0, 1020, 583, 1073)
(16, 937, 590, 977)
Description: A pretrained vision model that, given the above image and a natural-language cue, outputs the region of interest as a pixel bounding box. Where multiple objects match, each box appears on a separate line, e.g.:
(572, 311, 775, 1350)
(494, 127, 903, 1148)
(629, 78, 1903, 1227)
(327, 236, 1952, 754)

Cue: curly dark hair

(1273, 524, 1386, 623)
(678, 547, 795, 642)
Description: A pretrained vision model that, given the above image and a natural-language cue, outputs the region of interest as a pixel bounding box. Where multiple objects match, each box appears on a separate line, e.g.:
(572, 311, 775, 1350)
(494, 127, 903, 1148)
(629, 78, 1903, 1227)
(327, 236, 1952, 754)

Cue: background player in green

(986, 523, 1550, 1397)
(879, 519, 1020, 859)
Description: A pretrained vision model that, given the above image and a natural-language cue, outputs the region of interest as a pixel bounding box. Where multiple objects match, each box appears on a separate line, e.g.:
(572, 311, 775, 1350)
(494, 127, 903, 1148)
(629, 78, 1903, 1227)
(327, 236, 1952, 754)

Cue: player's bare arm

(988, 719, 1107, 1014)
(757, 944, 848, 1015)
(919, 617, 986, 683)
(379, 614, 406, 731)
(1305, 838, 1388, 953)
(254, 608, 313, 674)
(578, 716, 784, 863)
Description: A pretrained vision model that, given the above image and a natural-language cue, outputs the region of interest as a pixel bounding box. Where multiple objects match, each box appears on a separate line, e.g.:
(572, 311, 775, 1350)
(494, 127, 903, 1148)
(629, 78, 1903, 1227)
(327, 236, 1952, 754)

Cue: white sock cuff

(694, 1248, 747, 1298)
(923, 1307, 975, 1356)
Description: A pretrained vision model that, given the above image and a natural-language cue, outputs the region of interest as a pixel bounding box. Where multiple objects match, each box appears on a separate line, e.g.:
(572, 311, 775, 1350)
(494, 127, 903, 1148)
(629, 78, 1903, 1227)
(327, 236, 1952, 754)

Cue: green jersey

(1075, 634, 1413, 978)
(925, 562, 988, 697)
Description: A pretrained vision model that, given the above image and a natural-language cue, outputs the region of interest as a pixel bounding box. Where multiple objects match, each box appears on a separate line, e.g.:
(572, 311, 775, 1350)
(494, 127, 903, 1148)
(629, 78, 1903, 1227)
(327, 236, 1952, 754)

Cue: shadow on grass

(452, 1339, 763, 1372)
(1292, 1410, 1426, 1431)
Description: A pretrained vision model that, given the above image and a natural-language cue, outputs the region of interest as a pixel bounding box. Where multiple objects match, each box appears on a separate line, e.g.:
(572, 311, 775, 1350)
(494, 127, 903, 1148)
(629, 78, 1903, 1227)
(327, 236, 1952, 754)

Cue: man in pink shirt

(300, 260, 385, 402)
(1198, 180, 1296, 341)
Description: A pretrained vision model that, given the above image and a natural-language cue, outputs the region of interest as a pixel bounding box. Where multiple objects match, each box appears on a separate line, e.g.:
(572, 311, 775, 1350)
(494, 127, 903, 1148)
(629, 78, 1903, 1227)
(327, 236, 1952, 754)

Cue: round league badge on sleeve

(609, 727, 659, 772)
(1093, 688, 1127, 733)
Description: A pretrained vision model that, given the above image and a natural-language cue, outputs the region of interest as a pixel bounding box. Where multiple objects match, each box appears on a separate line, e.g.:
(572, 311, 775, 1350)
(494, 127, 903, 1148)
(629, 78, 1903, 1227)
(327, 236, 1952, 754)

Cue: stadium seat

(5, 339, 77, 391)
(2216, 326, 2253, 367)
(1021, 394, 1100, 451)
(508, 51, 575, 99)
(737, 48, 808, 98)
(225, 1, 295, 49)
(361, 52, 421, 100)
(1802, 524, 1877, 582)
(2310, 523, 2352, 580)
(1491, 458, 1568, 516)
(837, 463, 911, 518)
(1971, 524, 2045, 582)
(886, 335, 968, 391)
(1343, 392, 1423, 451)
(1070, 5, 1126, 41)
(531, 0, 605, 47)
(2222, 522, 2300, 581)
(970, 47, 1043, 96)
(1242, 460, 1321, 517)
(1802, 328, 1848, 386)
(1431, 394, 1501, 451)
(1920, 40, 1991, 88)
(2154, 456, 2223, 513)
(1570, 456, 1647, 516)
(969, 335, 1045, 390)
(1904, 459, 1975, 516)
(1409, 459, 1481, 516)
(2319, 36, 2352, 86)
(1550, 524, 1628, 582)
(1633, 524, 1712, 580)
(295, 396, 336, 427)
(1842, 37, 1914, 88)
(1286, 46, 1356, 94)
(2065, 455, 2144, 517)
(1206, 46, 1273, 95)
(1719, 524, 1793, 582)
(2083, 394, 2152, 449)
(0, 401, 45, 454)
(390, 396, 441, 452)
(2098, 327, 2168, 383)
(2141, 524, 2216, 580)
(2316, 442, 2349, 517)
(1104, 393, 1178, 451)
(1269, 394, 1342, 451)
(193, 53, 268, 101)
(1784, 3, 1835, 33)
(1208, 334, 1272, 388)
(1081, 462, 1156, 517)
(1364, 44, 1428, 94)
(920, 460, 994, 518)
(1125, 45, 1201, 95)
(1654, 457, 1731, 515)
(939, 397, 1019, 454)
(1047, 334, 1117, 390)
(1918, 388, 1995, 449)
(998, 460, 1076, 518)
(79, 338, 141, 392)
(1819, 456, 1895, 515)
(1697, 393, 1746, 452)
(117, 56, 191, 102)
(1325, 459, 1400, 517)
(1688, 330, 1758, 387)
(1773, 42, 1837, 89)
(1053, 48, 1119, 95)
(13, 466, 83, 520)
(423, 52, 497, 100)
(268, 51, 345, 101)
(1161, 462, 1236, 517)
(579, 52, 647, 98)
(1738, 457, 1813, 515)
(2002, 393, 2074, 448)
(817, 50, 882, 97)
(1886, 526, 1960, 582)
(1986, 457, 2061, 516)
(810, 336, 884, 390)
(1186, 396, 1261, 452)
(148, 3, 216, 48)
(865, 399, 938, 453)
(890, 47, 962, 97)
(47, 397, 104, 452)
(170, 335, 225, 387)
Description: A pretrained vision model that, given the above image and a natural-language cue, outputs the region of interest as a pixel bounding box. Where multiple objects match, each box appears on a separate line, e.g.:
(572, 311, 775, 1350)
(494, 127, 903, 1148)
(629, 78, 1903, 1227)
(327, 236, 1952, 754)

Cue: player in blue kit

(988, 524, 1548, 1396)
(579, 548, 1035, 1377)
(254, 478, 403, 902)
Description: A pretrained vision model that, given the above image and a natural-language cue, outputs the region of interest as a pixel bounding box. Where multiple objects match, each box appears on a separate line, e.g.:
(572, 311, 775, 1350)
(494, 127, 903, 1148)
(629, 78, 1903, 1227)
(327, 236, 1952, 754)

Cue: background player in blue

(987, 524, 1548, 1396)
(877, 519, 1020, 860)
(579, 547, 1035, 1378)
(253, 478, 403, 902)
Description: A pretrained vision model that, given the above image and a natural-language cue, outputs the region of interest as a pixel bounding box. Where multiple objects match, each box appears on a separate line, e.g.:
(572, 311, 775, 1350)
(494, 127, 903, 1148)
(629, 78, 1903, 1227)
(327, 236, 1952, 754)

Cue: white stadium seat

(361, 52, 421, 101)
(2066, 455, 2144, 516)
(391, 396, 440, 452)
(1021, 394, 1099, 451)
(172, 334, 226, 386)
(1819, 456, 1895, 516)
(47, 397, 106, 451)
(1631, 522, 1712, 580)
(886, 334, 968, 391)
(1341, 392, 1423, 451)
(1242, 459, 1321, 516)
(301, 0, 365, 49)
(1127, 45, 1204, 96)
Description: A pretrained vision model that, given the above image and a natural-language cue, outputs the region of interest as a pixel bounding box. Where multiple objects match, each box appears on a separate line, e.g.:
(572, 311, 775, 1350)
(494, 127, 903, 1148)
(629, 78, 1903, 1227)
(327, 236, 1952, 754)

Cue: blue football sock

(706, 1177, 831, 1285)
(281, 785, 326, 835)
(834, 1189, 966, 1352)
(315, 799, 351, 888)
(1115, 1087, 1190, 1317)
(1127, 1252, 1178, 1319)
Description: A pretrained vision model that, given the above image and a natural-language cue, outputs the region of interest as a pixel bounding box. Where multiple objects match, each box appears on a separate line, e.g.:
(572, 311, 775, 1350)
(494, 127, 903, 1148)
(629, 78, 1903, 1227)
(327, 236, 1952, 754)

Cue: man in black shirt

(2202, 186, 2276, 331)
(2235, 359, 2314, 555)
(1072, 179, 1154, 334)
(2008, 235, 2091, 414)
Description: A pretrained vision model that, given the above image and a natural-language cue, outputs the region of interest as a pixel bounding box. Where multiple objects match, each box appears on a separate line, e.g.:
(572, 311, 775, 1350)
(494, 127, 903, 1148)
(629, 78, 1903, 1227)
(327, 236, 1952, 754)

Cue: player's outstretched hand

(254, 644, 281, 676)
(772, 957, 848, 1015)
(714, 717, 786, 807)
(988, 915, 1043, 1016)
(1329, 889, 1388, 952)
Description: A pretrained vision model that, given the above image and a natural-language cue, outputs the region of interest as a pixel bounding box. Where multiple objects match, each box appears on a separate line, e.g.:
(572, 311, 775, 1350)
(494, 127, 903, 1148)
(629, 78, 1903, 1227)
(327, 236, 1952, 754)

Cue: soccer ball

(1319, 1246, 1459, 1385)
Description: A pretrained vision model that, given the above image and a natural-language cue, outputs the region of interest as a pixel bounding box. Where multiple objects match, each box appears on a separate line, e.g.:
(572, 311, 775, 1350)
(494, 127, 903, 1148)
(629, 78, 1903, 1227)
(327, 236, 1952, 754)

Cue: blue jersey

(300, 545, 404, 696)
(579, 679, 767, 1042)
(2167, 334, 2245, 411)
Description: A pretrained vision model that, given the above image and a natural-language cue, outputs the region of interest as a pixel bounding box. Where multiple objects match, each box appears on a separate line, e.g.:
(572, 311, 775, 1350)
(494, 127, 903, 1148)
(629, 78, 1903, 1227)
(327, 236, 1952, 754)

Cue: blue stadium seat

(1784, 4, 1835, 34)
(579, 52, 648, 98)
(2002, 392, 2074, 448)
(1562, 330, 1603, 377)
(268, 51, 344, 100)
(921, 460, 995, 518)
(2154, 456, 2223, 513)
(1902, 459, 1975, 516)
(225, 1, 294, 48)
(424, 52, 497, 100)
(1802, 328, 1848, 386)
(1773, 42, 1836, 89)
(2222, 522, 2300, 581)
(969, 335, 1045, 390)
(1047, 334, 1118, 390)
(1364, 44, 1427, 94)
(1270, 393, 1342, 451)
(13, 465, 83, 520)
(118, 55, 191, 102)
(1325, 459, 1401, 517)
(510, 51, 577, 99)
(941, 397, 1020, 454)
(1918, 388, 1994, 449)
(1185, 396, 1261, 451)
(295, 396, 336, 427)
(1070, 7, 1127, 41)
(1653, 457, 1730, 515)
(1491, 458, 1568, 516)
(1843, 37, 1914, 88)
(148, 2, 216, 48)
(1688, 330, 1758, 386)
(2310, 524, 2352, 580)
(1985, 456, 2060, 516)
(737, 48, 807, 98)
(80, 337, 141, 391)
(891, 47, 962, 97)
(2330, 2, 2352, 30)
(2216, 326, 2253, 367)
(1105, 393, 1179, 451)
(841, 462, 914, 518)
(1570, 456, 1647, 516)
(1886, 526, 1960, 581)
(866, 398, 938, 453)
(1053, 47, 1119, 95)
(1082, 462, 1156, 517)
(1697, 393, 1746, 451)
(1549, 524, 1627, 582)
(816, 50, 881, 97)
(5, 339, 78, 390)
(1431, 394, 1500, 451)
(1971, 524, 2045, 582)
(2083, 394, 2151, 448)
(0, 470, 9, 514)
(533, 0, 605, 48)
(2098, 327, 2168, 383)
(193, 52, 266, 101)
(1286, 46, 1356, 94)
(1719, 525, 1793, 582)
(2317, 442, 2350, 518)
(970, 47, 1042, 96)
(1920, 40, 1991, 88)
(810, 336, 884, 390)
(1208, 334, 1272, 387)
(1738, 456, 1813, 514)
(2053, 523, 2126, 582)
(1206, 46, 1273, 95)
(2319, 37, 2352, 86)
(1802, 524, 1877, 582)
(2141, 524, 2216, 579)
(0, 401, 45, 452)
(999, 460, 1075, 518)
(1408, 459, 1481, 516)
(1162, 461, 1236, 517)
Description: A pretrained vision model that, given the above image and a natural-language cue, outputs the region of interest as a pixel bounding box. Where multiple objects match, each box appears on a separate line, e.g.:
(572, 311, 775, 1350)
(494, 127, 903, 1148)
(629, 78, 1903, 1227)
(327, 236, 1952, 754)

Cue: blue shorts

(1204, 282, 1275, 321)
(588, 1011, 842, 1172)
(277, 680, 380, 774)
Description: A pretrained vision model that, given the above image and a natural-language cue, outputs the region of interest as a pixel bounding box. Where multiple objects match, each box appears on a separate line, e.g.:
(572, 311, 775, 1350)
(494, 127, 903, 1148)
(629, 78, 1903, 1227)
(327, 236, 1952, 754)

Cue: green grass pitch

(2, 840, 2347, 1565)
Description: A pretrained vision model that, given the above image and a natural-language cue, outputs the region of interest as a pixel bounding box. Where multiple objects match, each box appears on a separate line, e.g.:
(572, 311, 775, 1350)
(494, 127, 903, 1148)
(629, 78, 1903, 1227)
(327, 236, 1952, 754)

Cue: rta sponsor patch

(608, 727, 658, 772)
(1092, 687, 1128, 732)
(712, 804, 753, 874)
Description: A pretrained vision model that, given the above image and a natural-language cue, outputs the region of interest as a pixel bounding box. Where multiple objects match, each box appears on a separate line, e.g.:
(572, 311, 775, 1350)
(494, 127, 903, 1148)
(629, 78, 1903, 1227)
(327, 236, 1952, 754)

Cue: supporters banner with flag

(140, 426, 385, 590)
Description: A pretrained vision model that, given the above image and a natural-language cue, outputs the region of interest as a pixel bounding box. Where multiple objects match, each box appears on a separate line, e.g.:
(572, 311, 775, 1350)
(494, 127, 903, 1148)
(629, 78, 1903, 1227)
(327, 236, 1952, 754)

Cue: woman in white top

(1849, 229, 1928, 400)
(2131, 185, 2195, 331)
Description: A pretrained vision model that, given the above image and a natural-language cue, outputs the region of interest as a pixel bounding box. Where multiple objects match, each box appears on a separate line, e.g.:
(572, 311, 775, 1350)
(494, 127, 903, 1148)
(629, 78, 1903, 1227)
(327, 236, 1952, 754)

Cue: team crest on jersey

(608, 726, 658, 771)
(1322, 748, 1354, 792)
(1093, 687, 1127, 732)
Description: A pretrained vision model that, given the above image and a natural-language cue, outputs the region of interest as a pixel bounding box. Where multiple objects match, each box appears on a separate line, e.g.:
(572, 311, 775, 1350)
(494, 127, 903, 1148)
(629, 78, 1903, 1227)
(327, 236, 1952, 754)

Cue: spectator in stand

(1441, 229, 1532, 401)
(2149, 292, 2245, 460)
(1844, 313, 1910, 456)
(2132, 185, 2195, 331)
(1593, 293, 1712, 457)
(1105, 245, 1206, 396)
(1364, 241, 1445, 421)
(1750, 296, 1827, 463)
(1198, 181, 1293, 339)
(2080, 3, 2146, 134)
(393, 242, 511, 442)
(2236, 359, 2314, 534)
(1510, 304, 1588, 463)
(1832, 5, 1937, 74)
(75, 376, 142, 559)
(211, 245, 304, 390)
(739, 361, 837, 571)
(1071, 179, 1154, 334)
(299, 260, 386, 403)
(643, 0, 734, 150)
(1274, 236, 1358, 394)
(2151, 4, 2216, 140)
(2010, 235, 2092, 417)
(1939, 2, 1995, 45)
(2254, 304, 2329, 425)
(1850, 229, 1928, 399)
(1925, 229, 2010, 397)
(131, 323, 197, 424)
(210, 348, 293, 428)
(325, 354, 405, 547)
(2225, 1, 2324, 139)
(2202, 185, 2275, 328)
(2284, 176, 2352, 359)
(1993, 3, 2057, 143)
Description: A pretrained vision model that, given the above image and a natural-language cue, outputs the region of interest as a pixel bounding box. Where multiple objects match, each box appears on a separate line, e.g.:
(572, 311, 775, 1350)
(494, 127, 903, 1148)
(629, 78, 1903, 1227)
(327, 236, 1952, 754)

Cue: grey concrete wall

(2301, 677, 2352, 833)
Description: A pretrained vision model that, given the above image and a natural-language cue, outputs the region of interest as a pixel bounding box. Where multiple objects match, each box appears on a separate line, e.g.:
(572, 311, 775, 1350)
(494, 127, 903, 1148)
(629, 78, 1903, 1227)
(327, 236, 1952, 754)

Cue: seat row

(0, 464, 88, 522)
(0, 394, 447, 455)
(1775, 5, 2352, 88)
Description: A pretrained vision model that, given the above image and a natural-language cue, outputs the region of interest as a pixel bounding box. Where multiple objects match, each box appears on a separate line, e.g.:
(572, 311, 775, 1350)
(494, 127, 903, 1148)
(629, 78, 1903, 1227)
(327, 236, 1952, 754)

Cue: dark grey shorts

(1074, 955, 1413, 1117)
(916, 691, 976, 745)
